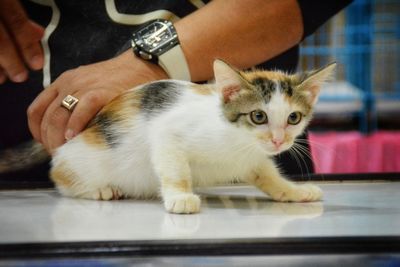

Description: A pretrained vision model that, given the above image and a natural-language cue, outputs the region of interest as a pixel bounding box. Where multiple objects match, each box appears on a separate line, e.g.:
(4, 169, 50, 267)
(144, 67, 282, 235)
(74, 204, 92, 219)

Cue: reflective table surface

(1, 182, 400, 243)
(0, 181, 399, 265)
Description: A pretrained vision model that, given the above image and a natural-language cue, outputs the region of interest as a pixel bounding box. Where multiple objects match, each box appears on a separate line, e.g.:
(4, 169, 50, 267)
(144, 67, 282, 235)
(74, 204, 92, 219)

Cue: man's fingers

(0, 0, 44, 72)
(33, 88, 110, 152)
(16, 21, 45, 70)
(65, 90, 115, 140)
(0, 21, 28, 82)
(27, 86, 58, 143)
(42, 90, 114, 153)
(0, 0, 30, 29)
(40, 96, 71, 153)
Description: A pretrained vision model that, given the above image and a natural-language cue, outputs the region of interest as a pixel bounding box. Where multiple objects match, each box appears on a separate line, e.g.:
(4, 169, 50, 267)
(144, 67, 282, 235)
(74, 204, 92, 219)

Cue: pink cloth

(309, 131, 400, 173)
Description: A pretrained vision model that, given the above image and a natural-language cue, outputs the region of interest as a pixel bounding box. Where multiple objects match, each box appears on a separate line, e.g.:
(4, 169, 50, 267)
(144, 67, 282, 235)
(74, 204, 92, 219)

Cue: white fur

(54, 86, 262, 195)
(52, 61, 334, 214)
(52, 83, 321, 213)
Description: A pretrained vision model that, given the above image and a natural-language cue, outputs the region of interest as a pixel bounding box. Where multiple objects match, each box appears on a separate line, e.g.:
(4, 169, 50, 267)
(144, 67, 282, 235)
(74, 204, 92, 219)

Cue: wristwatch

(131, 19, 191, 81)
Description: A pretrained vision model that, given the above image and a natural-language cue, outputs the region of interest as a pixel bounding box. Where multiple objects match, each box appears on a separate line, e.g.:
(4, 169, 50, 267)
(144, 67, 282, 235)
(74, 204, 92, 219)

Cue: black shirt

(0, 0, 353, 181)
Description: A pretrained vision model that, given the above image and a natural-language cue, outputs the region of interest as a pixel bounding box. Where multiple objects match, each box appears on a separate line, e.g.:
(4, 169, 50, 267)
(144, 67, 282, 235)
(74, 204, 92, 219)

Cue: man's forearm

(175, 0, 304, 82)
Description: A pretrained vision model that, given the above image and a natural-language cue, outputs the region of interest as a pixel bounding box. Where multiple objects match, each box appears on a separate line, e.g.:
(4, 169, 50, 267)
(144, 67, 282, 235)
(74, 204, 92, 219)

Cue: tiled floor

(1, 182, 399, 244)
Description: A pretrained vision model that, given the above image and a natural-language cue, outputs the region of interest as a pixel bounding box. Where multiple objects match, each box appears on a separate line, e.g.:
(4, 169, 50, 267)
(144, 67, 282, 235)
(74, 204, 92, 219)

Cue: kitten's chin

(265, 151, 280, 156)
(262, 143, 292, 156)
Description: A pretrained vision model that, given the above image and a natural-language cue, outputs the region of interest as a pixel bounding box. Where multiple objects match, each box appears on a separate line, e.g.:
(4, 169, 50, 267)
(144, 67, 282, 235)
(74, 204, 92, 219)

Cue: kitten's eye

(250, 110, 268, 125)
(287, 111, 302, 125)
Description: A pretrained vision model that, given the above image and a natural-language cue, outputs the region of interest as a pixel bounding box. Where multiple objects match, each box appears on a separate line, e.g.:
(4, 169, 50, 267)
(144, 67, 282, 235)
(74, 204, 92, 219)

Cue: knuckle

(8, 13, 29, 30)
(58, 69, 75, 81)
(83, 90, 102, 107)
(55, 71, 76, 92)
(20, 40, 37, 53)
(58, 71, 70, 82)
(26, 103, 37, 120)
(48, 108, 66, 127)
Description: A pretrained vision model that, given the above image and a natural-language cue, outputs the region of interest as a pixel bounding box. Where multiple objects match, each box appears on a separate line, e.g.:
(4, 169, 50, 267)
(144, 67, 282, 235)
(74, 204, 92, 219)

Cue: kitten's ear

(299, 62, 336, 105)
(214, 59, 245, 104)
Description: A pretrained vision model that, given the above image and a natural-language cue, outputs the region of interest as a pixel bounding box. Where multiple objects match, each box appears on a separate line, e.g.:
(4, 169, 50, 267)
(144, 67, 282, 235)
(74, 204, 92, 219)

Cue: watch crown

(139, 51, 152, 60)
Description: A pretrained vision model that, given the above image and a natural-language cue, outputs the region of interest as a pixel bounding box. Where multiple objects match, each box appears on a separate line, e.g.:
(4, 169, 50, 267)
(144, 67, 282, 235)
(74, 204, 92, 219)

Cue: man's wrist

(116, 50, 169, 84)
(130, 19, 191, 81)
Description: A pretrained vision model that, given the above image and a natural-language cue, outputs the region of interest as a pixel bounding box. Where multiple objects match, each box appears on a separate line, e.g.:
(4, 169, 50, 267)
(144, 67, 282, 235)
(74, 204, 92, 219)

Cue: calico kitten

(2, 60, 335, 214)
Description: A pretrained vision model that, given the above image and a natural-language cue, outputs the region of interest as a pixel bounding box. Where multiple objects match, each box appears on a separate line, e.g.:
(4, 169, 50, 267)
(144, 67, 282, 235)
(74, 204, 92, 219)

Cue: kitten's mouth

(265, 143, 291, 155)
(258, 139, 291, 155)
(261, 144, 285, 156)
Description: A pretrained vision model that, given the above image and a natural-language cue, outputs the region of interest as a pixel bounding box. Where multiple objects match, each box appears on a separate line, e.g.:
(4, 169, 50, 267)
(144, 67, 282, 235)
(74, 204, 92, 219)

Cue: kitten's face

(214, 60, 335, 155)
(242, 89, 309, 154)
(228, 77, 312, 155)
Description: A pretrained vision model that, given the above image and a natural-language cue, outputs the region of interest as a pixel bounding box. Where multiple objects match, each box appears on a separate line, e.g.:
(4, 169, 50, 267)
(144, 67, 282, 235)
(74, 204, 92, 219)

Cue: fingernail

(12, 72, 28, 83)
(65, 129, 75, 141)
(30, 55, 44, 70)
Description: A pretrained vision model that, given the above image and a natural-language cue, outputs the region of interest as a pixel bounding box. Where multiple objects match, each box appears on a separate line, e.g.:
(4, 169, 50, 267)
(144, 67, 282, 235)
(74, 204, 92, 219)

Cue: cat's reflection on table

(50, 188, 323, 240)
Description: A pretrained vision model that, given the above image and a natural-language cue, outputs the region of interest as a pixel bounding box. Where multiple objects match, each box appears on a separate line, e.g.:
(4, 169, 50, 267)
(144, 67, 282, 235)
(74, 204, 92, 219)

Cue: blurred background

(299, 0, 399, 174)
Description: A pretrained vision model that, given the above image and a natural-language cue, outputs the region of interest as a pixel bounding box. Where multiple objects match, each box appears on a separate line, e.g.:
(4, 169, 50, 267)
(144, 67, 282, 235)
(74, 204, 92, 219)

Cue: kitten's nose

(272, 139, 283, 148)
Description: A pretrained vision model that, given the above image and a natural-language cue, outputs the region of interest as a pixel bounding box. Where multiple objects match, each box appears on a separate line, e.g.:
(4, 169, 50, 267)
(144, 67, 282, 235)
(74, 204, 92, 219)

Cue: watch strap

(158, 44, 191, 81)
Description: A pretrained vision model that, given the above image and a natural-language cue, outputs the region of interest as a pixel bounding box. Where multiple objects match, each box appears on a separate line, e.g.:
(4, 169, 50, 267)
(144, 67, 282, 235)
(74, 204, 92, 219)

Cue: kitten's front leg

(248, 158, 322, 202)
(152, 144, 200, 214)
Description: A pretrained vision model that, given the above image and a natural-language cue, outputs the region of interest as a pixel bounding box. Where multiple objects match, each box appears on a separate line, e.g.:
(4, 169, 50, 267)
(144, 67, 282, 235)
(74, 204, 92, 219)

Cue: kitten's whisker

(293, 142, 322, 179)
(293, 142, 314, 163)
(288, 147, 304, 178)
(293, 140, 311, 153)
(233, 142, 255, 153)
(290, 144, 312, 180)
(296, 138, 332, 155)
(290, 147, 306, 175)
(232, 142, 257, 159)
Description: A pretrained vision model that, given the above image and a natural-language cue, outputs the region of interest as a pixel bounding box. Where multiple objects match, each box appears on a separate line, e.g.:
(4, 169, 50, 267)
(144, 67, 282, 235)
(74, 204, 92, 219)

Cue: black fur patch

(252, 78, 295, 101)
(279, 80, 294, 96)
(92, 112, 120, 147)
(140, 81, 181, 117)
(252, 78, 276, 103)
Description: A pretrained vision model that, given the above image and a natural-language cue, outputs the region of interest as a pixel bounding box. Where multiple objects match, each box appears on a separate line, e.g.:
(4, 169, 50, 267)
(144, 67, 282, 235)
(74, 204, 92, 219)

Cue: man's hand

(27, 51, 168, 153)
(0, 0, 44, 84)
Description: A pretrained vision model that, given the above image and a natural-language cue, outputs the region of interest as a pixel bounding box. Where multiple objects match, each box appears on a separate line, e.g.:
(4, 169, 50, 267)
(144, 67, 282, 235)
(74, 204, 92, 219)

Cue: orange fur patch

(256, 132, 271, 143)
(162, 177, 191, 193)
(256, 132, 292, 144)
(241, 70, 290, 82)
(100, 88, 143, 125)
(50, 161, 75, 188)
(83, 88, 144, 148)
(191, 84, 214, 95)
(81, 126, 108, 149)
(250, 175, 266, 187)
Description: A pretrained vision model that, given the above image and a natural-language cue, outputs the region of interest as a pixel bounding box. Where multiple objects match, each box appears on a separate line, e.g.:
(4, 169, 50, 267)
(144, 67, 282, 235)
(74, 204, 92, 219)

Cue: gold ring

(61, 95, 79, 111)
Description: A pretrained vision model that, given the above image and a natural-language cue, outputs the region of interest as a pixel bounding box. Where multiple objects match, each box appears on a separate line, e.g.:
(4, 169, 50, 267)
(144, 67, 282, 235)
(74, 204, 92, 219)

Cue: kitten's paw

(270, 184, 323, 202)
(164, 194, 201, 214)
(295, 184, 323, 202)
(93, 186, 124, 201)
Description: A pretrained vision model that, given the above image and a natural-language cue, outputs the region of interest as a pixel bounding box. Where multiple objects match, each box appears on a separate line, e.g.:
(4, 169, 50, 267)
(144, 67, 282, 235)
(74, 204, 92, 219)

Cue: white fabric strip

(158, 45, 191, 81)
(105, 0, 180, 24)
(30, 0, 60, 88)
(188, 0, 206, 9)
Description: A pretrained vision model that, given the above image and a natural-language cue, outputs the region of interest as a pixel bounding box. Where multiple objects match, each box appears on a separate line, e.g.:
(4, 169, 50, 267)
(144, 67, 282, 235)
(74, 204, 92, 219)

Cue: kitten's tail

(0, 141, 49, 173)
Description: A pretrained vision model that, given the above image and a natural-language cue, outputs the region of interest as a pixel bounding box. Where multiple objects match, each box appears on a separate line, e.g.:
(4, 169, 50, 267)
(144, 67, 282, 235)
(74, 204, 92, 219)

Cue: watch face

(133, 20, 178, 56)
